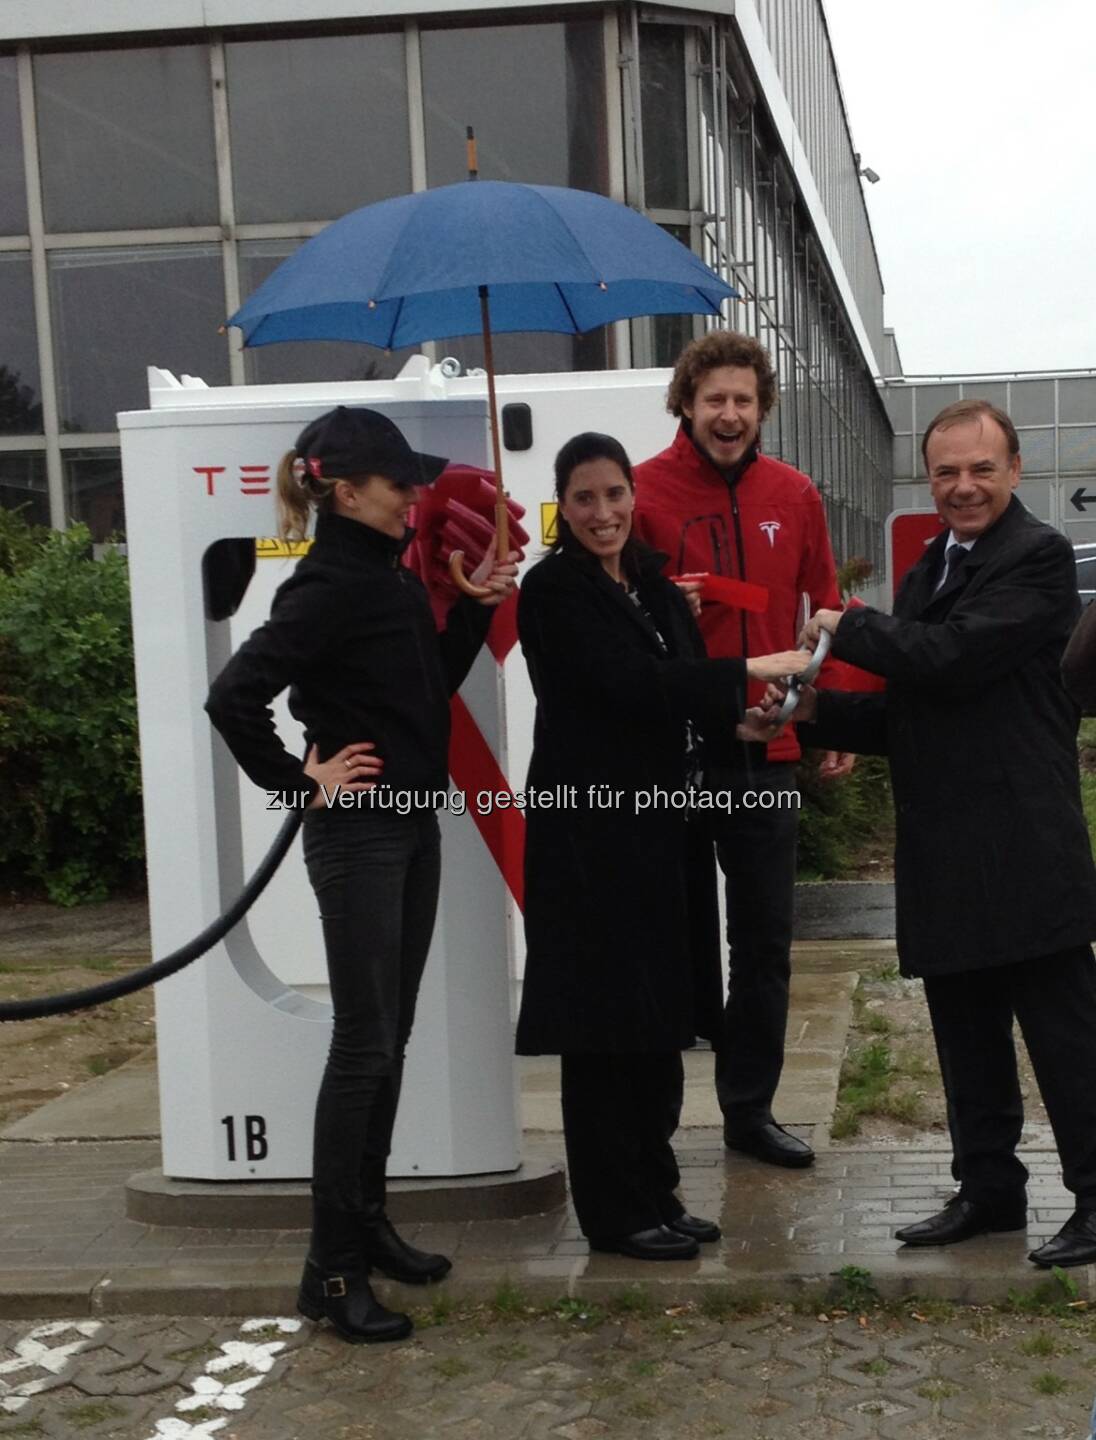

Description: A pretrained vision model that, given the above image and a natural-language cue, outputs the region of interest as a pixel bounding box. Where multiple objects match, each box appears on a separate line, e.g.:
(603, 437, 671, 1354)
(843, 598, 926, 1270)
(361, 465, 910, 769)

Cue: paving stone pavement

(3, 1136, 1096, 1319)
(3, 1305, 1096, 1439)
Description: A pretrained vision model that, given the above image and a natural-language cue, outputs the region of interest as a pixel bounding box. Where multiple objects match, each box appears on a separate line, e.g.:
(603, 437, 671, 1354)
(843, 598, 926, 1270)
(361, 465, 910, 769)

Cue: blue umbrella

(226, 177, 736, 592)
(227, 179, 734, 348)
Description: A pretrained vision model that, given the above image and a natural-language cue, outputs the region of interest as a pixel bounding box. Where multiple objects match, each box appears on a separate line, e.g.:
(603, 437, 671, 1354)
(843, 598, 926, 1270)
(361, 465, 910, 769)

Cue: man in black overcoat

(786, 399, 1096, 1267)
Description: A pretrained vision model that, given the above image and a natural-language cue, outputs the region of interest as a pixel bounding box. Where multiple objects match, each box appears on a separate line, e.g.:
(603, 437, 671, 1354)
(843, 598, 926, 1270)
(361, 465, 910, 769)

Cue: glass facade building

(1, 1, 892, 568)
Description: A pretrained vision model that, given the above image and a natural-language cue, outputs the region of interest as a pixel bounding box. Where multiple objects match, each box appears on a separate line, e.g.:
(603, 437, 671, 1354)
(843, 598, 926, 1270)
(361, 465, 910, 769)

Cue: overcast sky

(822, 0, 1096, 377)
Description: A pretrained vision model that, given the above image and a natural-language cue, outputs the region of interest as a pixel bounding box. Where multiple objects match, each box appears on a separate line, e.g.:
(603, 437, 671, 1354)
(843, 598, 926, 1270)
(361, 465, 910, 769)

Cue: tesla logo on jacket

(632, 424, 843, 764)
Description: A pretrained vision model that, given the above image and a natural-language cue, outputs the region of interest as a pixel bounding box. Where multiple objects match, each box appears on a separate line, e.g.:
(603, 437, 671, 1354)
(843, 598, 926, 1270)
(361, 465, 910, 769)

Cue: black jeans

(923, 945, 1096, 1207)
(711, 762, 800, 1132)
(303, 809, 441, 1210)
(560, 1052, 685, 1240)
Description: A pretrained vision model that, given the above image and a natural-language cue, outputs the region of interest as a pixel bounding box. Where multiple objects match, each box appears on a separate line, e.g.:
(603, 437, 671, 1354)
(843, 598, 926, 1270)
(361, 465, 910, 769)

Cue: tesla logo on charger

(193, 464, 272, 497)
(759, 520, 782, 546)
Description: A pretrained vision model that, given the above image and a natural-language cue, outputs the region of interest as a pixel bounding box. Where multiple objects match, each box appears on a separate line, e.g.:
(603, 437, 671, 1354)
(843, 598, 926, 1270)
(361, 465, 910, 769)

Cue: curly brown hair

(665, 332, 778, 419)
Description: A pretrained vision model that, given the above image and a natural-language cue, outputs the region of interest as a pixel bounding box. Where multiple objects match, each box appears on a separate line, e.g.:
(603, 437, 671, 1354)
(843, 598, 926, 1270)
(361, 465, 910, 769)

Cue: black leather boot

(360, 1206, 452, 1285)
(297, 1203, 412, 1343)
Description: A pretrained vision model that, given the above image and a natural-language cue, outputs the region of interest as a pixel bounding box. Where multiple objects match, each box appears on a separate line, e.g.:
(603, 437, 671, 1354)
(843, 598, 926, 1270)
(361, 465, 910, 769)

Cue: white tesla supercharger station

(119, 357, 678, 1182)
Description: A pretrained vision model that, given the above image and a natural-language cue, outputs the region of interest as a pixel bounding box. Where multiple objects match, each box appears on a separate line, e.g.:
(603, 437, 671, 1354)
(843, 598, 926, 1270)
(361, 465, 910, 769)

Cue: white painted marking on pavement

(0, 1320, 103, 1413)
(145, 1317, 302, 1438)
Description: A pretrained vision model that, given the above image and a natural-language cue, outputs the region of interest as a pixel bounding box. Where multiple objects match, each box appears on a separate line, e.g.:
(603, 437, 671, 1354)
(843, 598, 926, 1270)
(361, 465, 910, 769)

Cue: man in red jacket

(633, 331, 850, 1169)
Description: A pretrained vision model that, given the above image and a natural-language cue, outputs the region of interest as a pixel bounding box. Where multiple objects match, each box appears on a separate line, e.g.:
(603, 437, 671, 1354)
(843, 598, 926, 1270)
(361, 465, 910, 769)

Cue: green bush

(0, 519, 142, 903)
(796, 751, 894, 879)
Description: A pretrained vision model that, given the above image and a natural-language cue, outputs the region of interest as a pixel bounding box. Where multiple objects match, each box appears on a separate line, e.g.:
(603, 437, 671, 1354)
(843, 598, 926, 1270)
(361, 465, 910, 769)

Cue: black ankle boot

(297, 1204, 412, 1343)
(360, 1208, 452, 1285)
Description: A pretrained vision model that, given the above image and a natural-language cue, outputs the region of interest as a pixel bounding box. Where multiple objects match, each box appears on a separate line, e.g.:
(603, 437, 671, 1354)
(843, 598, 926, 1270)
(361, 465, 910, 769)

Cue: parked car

(1076, 544, 1096, 607)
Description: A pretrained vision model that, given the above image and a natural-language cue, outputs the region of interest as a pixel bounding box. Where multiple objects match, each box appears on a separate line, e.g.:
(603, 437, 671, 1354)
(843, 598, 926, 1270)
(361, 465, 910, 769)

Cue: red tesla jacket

(633, 425, 842, 763)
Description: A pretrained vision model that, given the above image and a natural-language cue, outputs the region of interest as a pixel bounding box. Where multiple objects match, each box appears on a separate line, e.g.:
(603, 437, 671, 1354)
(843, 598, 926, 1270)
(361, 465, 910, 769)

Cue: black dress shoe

(589, 1225, 700, 1260)
(1028, 1208, 1096, 1268)
(360, 1213, 452, 1285)
(668, 1213, 721, 1243)
(895, 1195, 1027, 1247)
(724, 1122, 814, 1169)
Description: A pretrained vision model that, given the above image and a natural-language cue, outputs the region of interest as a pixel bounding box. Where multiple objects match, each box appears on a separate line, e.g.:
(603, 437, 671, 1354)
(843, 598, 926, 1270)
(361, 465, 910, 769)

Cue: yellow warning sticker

(255, 538, 313, 559)
(540, 503, 558, 545)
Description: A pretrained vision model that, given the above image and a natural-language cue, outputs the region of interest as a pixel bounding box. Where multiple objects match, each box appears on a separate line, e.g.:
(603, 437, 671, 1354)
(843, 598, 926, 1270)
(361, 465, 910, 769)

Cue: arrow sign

(1071, 487, 1096, 512)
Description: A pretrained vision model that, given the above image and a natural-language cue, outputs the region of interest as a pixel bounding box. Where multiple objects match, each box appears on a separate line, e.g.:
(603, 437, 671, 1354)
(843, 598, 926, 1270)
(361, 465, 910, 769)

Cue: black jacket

(205, 511, 491, 805)
(803, 498, 1096, 976)
(515, 542, 745, 1054)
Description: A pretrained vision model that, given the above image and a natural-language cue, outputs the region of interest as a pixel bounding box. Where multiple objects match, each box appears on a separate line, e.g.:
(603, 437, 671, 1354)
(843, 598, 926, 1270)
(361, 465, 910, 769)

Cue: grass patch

(167, 1341, 221, 1364)
(1004, 1268, 1080, 1317)
(606, 1285, 655, 1317)
(832, 1032, 926, 1138)
(79, 956, 122, 972)
(916, 1380, 957, 1401)
(414, 1290, 458, 1328)
(1019, 1330, 1058, 1358)
(554, 1296, 606, 1327)
(433, 1355, 472, 1379)
(1032, 1372, 1068, 1396)
(858, 1357, 889, 1376)
(697, 1286, 765, 1321)
(830, 1265, 880, 1312)
(489, 1339, 530, 1361)
(64, 1401, 127, 1429)
(489, 1279, 529, 1319)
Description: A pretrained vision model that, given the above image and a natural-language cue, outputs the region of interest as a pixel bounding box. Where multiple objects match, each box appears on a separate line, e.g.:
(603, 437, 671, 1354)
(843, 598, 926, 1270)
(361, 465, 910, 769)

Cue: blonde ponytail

(275, 449, 337, 541)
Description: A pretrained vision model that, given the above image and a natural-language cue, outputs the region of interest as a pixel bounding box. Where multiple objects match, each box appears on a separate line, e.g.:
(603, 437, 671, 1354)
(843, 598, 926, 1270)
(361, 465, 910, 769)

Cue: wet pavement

(6, 891, 1096, 1440)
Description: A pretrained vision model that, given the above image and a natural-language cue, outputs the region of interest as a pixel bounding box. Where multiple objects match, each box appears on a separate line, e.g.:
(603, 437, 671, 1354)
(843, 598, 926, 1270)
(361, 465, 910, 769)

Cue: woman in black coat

(516, 432, 808, 1260)
(206, 406, 516, 1342)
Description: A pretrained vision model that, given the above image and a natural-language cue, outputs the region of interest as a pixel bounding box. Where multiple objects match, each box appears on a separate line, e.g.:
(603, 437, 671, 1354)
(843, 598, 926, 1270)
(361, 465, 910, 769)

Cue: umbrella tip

(466, 126, 478, 181)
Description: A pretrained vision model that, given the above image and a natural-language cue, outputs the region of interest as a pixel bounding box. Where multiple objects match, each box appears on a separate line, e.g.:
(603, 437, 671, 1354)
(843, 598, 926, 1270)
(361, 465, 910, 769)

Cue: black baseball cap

(294, 406, 448, 489)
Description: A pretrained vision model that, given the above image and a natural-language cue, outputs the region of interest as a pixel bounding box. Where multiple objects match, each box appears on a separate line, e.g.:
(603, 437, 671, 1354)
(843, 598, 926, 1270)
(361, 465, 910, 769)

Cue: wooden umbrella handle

(449, 282, 509, 598)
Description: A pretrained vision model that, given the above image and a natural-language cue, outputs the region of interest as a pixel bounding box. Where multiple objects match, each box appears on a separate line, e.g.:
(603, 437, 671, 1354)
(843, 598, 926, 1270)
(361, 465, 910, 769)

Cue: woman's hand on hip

(304, 742, 383, 808)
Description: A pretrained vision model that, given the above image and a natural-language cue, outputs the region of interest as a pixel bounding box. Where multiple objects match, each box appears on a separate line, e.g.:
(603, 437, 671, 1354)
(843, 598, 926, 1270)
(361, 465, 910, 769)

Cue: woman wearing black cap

(206, 406, 517, 1344)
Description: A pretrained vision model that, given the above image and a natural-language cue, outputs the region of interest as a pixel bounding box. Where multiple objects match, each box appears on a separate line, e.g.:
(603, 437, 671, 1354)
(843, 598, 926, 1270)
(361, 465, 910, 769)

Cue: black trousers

(923, 945, 1096, 1207)
(711, 762, 800, 1131)
(560, 1052, 686, 1240)
(302, 810, 441, 1210)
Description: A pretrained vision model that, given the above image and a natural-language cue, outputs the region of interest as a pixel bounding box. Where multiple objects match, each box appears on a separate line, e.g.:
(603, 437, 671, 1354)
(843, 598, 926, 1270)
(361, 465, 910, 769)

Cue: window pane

(892, 434, 912, 480)
(50, 246, 229, 433)
(0, 254, 42, 434)
(958, 381, 1008, 409)
(35, 46, 217, 231)
(422, 22, 606, 193)
(0, 56, 28, 234)
(882, 385, 912, 432)
(640, 25, 688, 210)
(239, 241, 416, 384)
(227, 34, 410, 224)
(0, 451, 48, 527)
(1060, 427, 1096, 475)
(1009, 379, 1055, 427)
(433, 327, 606, 378)
(1060, 378, 1096, 425)
(912, 384, 960, 429)
(64, 448, 124, 542)
(1015, 428, 1054, 473)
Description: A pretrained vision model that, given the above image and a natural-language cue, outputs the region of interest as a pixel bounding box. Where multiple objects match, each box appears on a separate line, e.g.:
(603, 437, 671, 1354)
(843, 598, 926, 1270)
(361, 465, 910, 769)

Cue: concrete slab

(1, 1050, 159, 1142)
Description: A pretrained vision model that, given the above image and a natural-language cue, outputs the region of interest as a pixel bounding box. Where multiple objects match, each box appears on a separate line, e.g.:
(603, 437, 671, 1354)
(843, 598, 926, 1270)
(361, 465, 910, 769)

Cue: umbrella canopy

(227, 180, 736, 348)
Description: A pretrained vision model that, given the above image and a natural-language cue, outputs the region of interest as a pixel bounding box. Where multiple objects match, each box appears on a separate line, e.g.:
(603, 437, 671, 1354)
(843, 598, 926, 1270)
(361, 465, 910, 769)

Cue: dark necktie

(943, 545, 967, 585)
